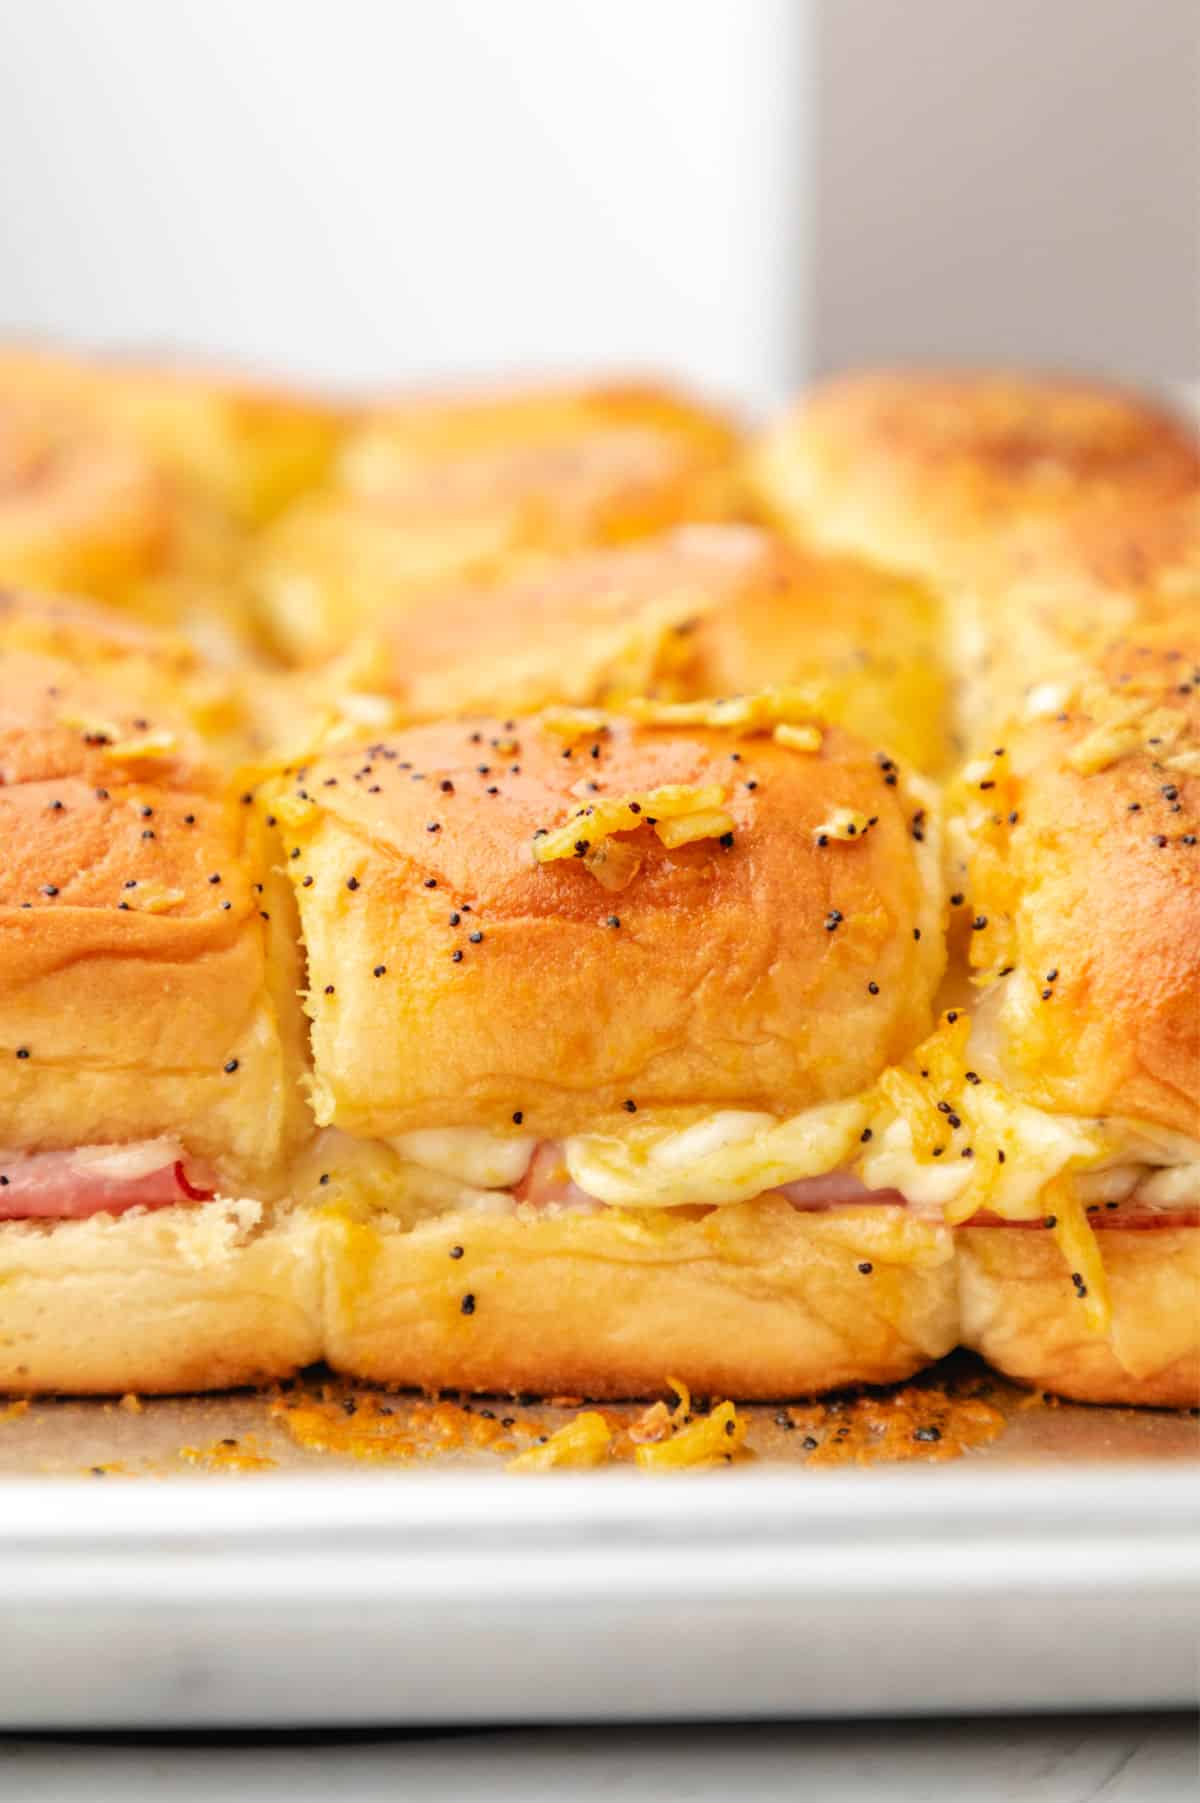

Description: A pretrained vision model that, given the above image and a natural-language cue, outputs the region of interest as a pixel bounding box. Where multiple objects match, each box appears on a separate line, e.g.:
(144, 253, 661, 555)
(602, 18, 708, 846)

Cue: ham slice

(776, 1172, 905, 1210)
(0, 1145, 215, 1220)
(513, 1142, 596, 1211)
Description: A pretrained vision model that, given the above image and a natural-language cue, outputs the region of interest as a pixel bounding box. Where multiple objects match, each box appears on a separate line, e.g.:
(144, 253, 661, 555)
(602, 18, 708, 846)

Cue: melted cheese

(385, 1127, 535, 1190)
(563, 1101, 866, 1208)
(861, 1016, 1200, 1333)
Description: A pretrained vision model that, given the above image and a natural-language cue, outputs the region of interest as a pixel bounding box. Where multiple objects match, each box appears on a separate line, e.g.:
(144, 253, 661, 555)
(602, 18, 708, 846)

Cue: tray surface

(0, 1358, 1195, 1728)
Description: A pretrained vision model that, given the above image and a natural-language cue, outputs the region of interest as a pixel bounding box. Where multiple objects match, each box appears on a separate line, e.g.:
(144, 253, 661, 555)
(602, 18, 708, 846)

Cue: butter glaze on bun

(0, 644, 308, 1188)
(270, 710, 944, 1139)
(0, 343, 344, 525)
(349, 523, 951, 772)
(961, 634, 1200, 1140)
(751, 369, 1200, 588)
(253, 380, 745, 665)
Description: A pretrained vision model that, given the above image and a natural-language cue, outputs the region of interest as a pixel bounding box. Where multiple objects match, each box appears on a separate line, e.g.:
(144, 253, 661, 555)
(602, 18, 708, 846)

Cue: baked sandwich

(751, 369, 1200, 1405)
(0, 613, 318, 1391)
(265, 700, 956, 1398)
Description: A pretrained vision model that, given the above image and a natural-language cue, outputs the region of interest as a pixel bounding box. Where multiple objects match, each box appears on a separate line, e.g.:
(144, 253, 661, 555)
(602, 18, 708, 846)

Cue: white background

(0, 1, 1194, 409)
(0, 0, 808, 410)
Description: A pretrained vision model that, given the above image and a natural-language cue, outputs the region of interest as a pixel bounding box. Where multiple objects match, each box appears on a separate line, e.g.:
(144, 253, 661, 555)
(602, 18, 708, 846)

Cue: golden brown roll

(750, 368, 1200, 590)
(0, 636, 318, 1392)
(754, 369, 1200, 1406)
(252, 379, 745, 664)
(263, 698, 955, 1396)
(0, 589, 253, 763)
(0, 397, 174, 604)
(957, 1225, 1199, 1408)
(330, 524, 952, 773)
(0, 343, 343, 526)
(956, 632, 1200, 1139)
(0, 391, 257, 662)
(937, 633, 1200, 1401)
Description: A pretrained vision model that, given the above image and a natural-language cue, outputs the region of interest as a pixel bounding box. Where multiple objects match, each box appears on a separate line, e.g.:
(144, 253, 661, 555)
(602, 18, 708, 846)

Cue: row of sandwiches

(0, 350, 1195, 1405)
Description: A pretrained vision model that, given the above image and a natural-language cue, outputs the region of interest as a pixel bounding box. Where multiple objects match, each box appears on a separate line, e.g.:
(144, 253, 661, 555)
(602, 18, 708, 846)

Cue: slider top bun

(0, 343, 344, 526)
(271, 706, 944, 1139)
(253, 381, 745, 666)
(0, 395, 176, 606)
(751, 369, 1200, 589)
(960, 631, 1200, 1138)
(344, 524, 950, 773)
(0, 389, 260, 664)
(0, 643, 308, 1188)
(338, 377, 741, 506)
(958, 495, 1200, 735)
(0, 589, 251, 762)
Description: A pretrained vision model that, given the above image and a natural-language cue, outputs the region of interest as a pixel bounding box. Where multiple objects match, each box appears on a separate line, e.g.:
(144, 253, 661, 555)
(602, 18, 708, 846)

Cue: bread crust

(0, 343, 344, 525)
(0, 644, 308, 1188)
(751, 369, 1200, 587)
(963, 634, 1200, 1137)
(323, 1198, 959, 1399)
(346, 524, 949, 772)
(273, 712, 944, 1138)
(0, 1203, 323, 1395)
(958, 1225, 1200, 1407)
(254, 381, 745, 664)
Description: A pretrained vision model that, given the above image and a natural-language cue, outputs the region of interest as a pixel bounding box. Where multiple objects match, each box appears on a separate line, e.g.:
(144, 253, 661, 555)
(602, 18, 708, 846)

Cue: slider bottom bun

(322, 1197, 959, 1400)
(958, 1227, 1200, 1408)
(0, 1204, 323, 1395)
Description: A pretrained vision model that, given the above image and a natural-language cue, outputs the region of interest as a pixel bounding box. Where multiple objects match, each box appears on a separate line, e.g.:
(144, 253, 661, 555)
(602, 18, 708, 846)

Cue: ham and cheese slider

(322, 523, 951, 774)
(943, 632, 1200, 1404)
(251, 379, 744, 666)
(0, 623, 317, 1392)
(267, 696, 955, 1399)
(753, 369, 1200, 1404)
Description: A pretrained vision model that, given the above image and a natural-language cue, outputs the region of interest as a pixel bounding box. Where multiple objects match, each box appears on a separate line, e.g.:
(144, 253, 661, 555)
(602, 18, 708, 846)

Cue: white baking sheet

(0, 1376, 1195, 1728)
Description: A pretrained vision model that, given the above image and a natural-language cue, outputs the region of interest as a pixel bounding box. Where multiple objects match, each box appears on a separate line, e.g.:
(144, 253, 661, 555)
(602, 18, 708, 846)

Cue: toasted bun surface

(958, 1226, 1200, 1407)
(962, 634, 1200, 1138)
(0, 343, 343, 525)
(0, 398, 176, 604)
(323, 1198, 959, 1399)
(751, 369, 1200, 587)
(338, 377, 741, 503)
(351, 524, 951, 772)
(0, 1203, 323, 1394)
(0, 645, 308, 1188)
(271, 712, 943, 1138)
(253, 381, 744, 664)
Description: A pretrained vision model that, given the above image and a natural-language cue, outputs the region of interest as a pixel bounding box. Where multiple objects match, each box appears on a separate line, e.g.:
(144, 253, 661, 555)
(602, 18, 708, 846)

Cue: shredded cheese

(1067, 718, 1145, 775)
(862, 1014, 1113, 1328)
(122, 885, 186, 915)
(634, 1397, 747, 1470)
(103, 731, 178, 762)
(506, 1412, 614, 1472)
(812, 808, 871, 843)
(653, 807, 736, 849)
(773, 722, 822, 752)
(623, 686, 823, 735)
(534, 783, 731, 869)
